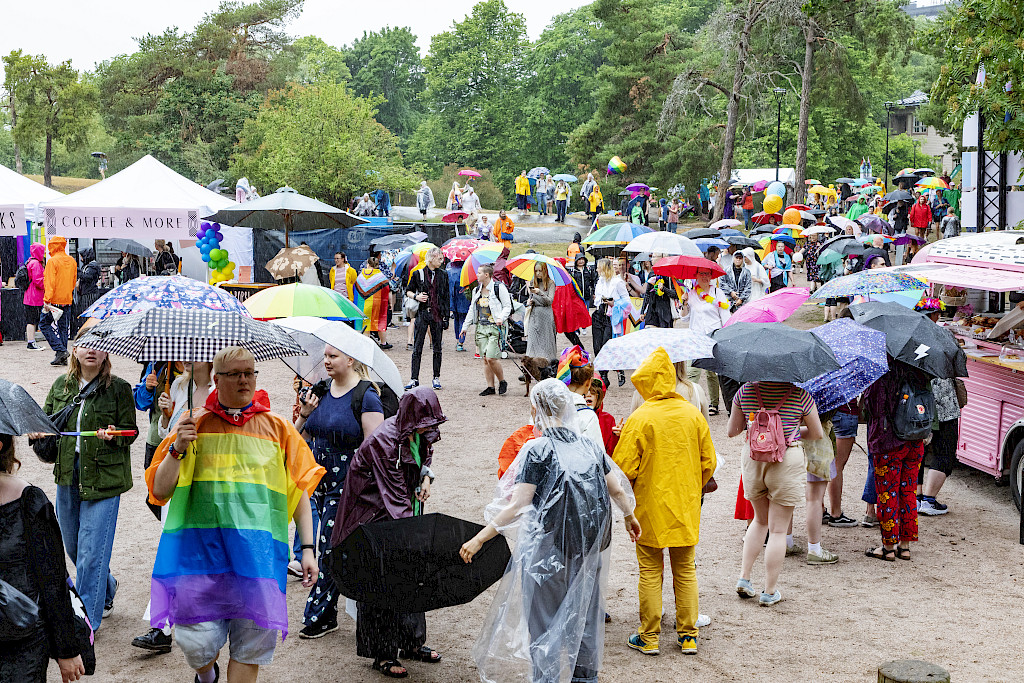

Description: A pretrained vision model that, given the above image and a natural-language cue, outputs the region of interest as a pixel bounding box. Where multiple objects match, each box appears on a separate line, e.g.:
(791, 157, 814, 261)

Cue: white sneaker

(695, 614, 711, 628)
(918, 499, 948, 516)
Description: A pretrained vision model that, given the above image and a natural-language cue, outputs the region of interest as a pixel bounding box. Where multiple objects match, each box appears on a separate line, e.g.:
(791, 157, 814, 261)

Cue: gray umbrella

(692, 323, 841, 382)
(203, 187, 367, 246)
(726, 236, 763, 249)
(684, 228, 722, 240)
(104, 238, 153, 258)
(0, 379, 59, 436)
(371, 231, 428, 251)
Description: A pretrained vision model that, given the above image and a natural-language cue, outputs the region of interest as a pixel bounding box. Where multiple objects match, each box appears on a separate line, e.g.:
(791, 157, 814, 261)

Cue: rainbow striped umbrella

(460, 242, 504, 286)
(582, 221, 654, 246)
(243, 283, 364, 321)
(916, 177, 949, 190)
(504, 253, 574, 287)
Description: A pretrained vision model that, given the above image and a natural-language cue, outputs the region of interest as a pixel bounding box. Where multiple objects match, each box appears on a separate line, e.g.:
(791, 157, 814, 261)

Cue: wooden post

(878, 660, 950, 683)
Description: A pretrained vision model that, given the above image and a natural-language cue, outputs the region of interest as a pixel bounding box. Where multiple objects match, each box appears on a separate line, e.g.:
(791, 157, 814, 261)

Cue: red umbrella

(652, 255, 725, 280)
(751, 211, 782, 225)
(784, 204, 811, 212)
(442, 211, 469, 223)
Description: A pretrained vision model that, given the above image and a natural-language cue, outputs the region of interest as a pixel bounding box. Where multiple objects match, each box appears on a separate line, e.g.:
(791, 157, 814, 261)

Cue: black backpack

(14, 261, 32, 291)
(351, 380, 400, 425)
(892, 379, 934, 441)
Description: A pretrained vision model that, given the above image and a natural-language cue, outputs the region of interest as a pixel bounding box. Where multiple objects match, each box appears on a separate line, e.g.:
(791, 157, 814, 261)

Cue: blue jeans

(668, 222, 678, 233)
(40, 304, 71, 354)
(742, 208, 754, 230)
(556, 200, 567, 221)
(862, 451, 877, 505)
(452, 309, 467, 345)
(55, 485, 120, 630)
(536, 192, 547, 214)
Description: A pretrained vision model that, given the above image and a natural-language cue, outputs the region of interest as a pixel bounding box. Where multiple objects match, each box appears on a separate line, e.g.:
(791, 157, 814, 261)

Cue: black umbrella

(329, 513, 510, 613)
(0, 379, 58, 436)
(883, 190, 914, 203)
(684, 228, 722, 240)
(104, 238, 153, 258)
(848, 302, 968, 378)
(692, 323, 841, 382)
(893, 173, 919, 183)
(750, 225, 776, 236)
(371, 231, 428, 251)
(808, 208, 826, 217)
(204, 187, 367, 246)
(835, 177, 858, 184)
(725, 235, 763, 249)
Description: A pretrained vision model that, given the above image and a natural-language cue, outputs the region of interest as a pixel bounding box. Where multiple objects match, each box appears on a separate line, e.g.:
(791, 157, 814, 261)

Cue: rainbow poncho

(354, 268, 390, 333)
(146, 390, 324, 635)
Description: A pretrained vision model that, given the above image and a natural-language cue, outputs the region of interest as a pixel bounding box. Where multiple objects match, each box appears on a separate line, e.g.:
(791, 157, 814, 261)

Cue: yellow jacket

(588, 188, 603, 212)
(613, 347, 716, 548)
(329, 264, 357, 300)
(515, 175, 531, 196)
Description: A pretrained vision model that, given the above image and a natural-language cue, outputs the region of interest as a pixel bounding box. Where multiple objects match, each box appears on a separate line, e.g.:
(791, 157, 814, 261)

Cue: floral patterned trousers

(872, 442, 924, 545)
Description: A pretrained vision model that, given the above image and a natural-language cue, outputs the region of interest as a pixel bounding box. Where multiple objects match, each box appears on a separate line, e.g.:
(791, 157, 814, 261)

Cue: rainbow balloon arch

(197, 221, 236, 284)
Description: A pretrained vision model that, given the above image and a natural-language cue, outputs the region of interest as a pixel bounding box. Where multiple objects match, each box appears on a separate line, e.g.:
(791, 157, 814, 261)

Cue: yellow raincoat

(613, 347, 716, 548)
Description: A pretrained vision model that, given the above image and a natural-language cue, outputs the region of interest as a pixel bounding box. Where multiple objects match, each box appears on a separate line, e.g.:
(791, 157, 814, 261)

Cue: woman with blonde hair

(593, 258, 629, 386)
(294, 345, 386, 639)
(447, 182, 462, 211)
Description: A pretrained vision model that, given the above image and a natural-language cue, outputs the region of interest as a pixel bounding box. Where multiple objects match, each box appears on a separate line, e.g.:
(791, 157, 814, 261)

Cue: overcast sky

(2, 0, 586, 71)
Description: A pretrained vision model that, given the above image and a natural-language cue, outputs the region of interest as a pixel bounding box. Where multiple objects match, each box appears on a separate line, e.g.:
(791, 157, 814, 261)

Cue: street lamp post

(773, 88, 786, 182)
(884, 101, 895, 189)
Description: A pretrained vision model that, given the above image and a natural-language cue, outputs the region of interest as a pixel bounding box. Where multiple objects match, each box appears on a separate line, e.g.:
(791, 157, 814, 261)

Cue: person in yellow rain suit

(613, 347, 716, 657)
(514, 171, 531, 212)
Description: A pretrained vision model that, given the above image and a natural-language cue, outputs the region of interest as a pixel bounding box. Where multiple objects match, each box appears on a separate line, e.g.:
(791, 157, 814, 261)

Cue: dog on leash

(518, 355, 558, 396)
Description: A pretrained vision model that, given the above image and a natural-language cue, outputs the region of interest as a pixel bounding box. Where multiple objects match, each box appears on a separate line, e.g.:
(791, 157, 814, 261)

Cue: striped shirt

(734, 382, 815, 441)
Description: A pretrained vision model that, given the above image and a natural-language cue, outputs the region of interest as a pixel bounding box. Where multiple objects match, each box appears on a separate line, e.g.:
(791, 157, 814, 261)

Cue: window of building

(912, 115, 928, 134)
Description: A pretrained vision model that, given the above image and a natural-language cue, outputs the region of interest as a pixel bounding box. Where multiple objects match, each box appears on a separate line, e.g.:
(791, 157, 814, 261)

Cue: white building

(888, 90, 957, 173)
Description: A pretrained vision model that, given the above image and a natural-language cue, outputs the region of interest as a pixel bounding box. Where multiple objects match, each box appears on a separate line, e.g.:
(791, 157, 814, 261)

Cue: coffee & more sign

(44, 207, 198, 239)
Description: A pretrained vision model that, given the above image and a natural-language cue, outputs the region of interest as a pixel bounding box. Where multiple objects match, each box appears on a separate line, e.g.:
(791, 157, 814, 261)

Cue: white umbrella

(799, 210, 816, 222)
(828, 216, 859, 233)
(273, 317, 403, 395)
(801, 225, 836, 236)
(709, 218, 743, 230)
(594, 327, 716, 371)
(621, 232, 703, 257)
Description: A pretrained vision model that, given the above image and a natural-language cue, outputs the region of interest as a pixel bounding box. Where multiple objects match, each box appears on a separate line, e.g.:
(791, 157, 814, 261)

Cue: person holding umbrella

(683, 267, 730, 415)
(332, 387, 446, 679)
(461, 379, 640, 683)
(146, 346, 323, 683)
(405, 248, 449, 391)
(639, 265, 678, 328)
(294, 345, 386, 639)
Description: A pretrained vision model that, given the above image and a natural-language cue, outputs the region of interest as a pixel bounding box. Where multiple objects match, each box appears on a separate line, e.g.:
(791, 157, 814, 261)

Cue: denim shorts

(833, 411, 859, 439)
(175, 619, 277, 669)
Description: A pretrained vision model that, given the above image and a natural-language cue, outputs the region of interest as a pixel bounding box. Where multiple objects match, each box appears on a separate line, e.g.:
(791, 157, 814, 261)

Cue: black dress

(640, 275, 677, 328)
(0, 487, 80, 682)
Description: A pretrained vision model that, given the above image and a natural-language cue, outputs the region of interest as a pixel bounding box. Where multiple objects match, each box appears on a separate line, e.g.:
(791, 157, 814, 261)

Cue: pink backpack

(747, 385, 795, 463)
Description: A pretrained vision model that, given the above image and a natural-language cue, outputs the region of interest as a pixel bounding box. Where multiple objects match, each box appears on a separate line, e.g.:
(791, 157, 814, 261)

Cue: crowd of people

(0, 176, 969, 683)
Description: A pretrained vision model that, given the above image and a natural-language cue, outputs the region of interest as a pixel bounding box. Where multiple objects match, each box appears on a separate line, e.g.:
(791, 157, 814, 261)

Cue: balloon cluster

(607, 155, 626, 175)
(197, 222, 235, 284)
(763, 181, 786, 214)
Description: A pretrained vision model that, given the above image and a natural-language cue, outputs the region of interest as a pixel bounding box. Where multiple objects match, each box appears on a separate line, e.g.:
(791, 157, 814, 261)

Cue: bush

(427, 164, 504, 212)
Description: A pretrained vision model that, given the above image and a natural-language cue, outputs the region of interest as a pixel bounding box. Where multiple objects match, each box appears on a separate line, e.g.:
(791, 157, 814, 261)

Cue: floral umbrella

(441, 238, 487, 262)
(82, 275, 251, 320)
(811, 270, 928, 300)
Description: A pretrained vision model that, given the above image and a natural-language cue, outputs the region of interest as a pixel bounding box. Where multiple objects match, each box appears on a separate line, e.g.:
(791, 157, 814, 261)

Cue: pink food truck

(896, 232, 1024, 509)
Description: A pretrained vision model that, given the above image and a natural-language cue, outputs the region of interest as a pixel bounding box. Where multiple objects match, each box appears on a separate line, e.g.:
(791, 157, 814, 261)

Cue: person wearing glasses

(146, 347, 324, 683)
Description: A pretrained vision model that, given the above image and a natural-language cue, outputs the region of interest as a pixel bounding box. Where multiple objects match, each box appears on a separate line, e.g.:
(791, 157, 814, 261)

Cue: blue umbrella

(527, 167, 551, 178)
(719, 228, 744, 237)
(694, 237, 729, 252)
(798, 319, 888, 412)
(552, 173, 577, 182)
(769, 234, 797, 248)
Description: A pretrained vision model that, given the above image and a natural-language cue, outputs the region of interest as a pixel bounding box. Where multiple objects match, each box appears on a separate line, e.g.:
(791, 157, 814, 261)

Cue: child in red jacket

(586, 377, 619, 456)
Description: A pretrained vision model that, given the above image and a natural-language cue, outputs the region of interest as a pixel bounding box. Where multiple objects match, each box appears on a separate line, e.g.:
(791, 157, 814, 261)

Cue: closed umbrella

(848, 301, 968, 378)
(693, 323, 840, 382)
(204, 187, 367, 246)
(724, 287, 810, 326)
(797, 319, 888, 412)
(0, 379, 58, 436)
(242, 283, 364, 321)
(273, 316, 402, 394)
(593, 329, 716, 371)
(329, 513, 511, 613)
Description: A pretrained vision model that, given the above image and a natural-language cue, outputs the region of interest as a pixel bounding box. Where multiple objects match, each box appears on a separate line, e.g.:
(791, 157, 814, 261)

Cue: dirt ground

(7, 279, 1024, 683)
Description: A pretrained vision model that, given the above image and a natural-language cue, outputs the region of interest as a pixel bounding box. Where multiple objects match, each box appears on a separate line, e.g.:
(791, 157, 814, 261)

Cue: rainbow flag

(147, 393, 323, 635)
(354, 268, 390, 333)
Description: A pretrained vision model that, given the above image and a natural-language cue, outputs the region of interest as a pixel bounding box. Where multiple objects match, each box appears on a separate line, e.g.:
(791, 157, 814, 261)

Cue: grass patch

(25, 175, 99, 194)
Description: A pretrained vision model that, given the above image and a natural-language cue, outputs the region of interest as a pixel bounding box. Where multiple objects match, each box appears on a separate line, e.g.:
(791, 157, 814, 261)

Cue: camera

(300, 379, 330, 404)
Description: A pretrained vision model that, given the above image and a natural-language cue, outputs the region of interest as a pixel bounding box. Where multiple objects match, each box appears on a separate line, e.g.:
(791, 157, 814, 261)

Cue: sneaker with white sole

(627, 633, 659, 655)
(736, 578, 757, 599)
(918, 498, 948, 516)
(827, 513, 859, 528)
(807, 548, 839, 564)
(759, 589, 782, 606)
(677, 635, 698, 655)
(298, 620, 339, 639)
(695, 613, 711, 628)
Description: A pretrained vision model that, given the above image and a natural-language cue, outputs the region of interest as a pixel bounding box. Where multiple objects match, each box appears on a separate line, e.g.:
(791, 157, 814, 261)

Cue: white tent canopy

(40, 155, 234, 240)
(0, 163, 64, 235)
(730, 167, 796, 188)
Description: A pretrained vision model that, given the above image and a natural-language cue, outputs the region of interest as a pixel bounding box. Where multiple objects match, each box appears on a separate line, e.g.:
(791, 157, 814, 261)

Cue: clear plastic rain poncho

(473, 379, 635, 683)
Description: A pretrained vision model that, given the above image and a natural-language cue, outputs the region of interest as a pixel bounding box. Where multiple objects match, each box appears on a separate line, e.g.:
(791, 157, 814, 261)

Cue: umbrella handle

(162, 368, 173, 419)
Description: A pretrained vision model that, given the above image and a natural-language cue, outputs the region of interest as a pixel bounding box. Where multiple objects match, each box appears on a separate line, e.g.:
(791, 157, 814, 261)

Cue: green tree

(231, 83, 418, 206)
(409, 0, 531, 199)
(8, 56, 96, 187)
(2, 49, 37, 173)
(290, 35, 350, 84)
(927, 0, 1023, 155)
(344, 27, 424, 142)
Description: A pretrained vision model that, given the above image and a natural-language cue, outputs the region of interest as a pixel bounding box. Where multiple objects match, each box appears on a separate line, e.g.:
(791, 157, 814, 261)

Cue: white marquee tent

(0, 164, 63, 236)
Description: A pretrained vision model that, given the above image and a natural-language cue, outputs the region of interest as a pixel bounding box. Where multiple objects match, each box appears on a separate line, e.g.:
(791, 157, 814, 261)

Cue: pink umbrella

(724, 287, 811, 326)
(750, 180, 769, 192)
(458, 169, 482, 178)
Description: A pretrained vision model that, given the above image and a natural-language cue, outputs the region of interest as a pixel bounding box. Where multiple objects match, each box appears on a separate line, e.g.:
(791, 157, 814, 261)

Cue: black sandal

(708, 405, 720, 416)
(895, 547, 912, 561)
(404, 646, 442, 663)
(865, 546, 895, 562)
(372, 659, 409, 678)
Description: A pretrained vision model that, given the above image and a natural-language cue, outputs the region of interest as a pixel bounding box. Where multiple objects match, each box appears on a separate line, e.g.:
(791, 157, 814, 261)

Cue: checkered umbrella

(75, 308, 306, 363)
